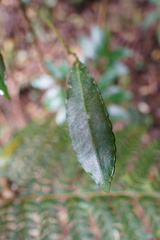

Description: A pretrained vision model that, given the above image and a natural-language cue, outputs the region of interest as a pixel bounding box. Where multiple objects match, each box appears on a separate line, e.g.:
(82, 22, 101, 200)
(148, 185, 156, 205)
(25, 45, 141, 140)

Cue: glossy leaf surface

(0, 53, 10, 99)
(66, 60, 116, 192)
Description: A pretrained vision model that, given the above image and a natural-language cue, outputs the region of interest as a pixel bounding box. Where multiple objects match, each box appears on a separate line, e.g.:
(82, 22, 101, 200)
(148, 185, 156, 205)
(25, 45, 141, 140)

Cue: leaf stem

(32, 7, 78, 61)
(10, 190, 160, 204)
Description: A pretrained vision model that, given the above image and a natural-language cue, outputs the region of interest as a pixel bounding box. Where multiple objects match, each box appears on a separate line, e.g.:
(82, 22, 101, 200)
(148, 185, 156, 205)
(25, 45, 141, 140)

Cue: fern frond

(0, 118, 159, 239)
(115, 125, 146, 177)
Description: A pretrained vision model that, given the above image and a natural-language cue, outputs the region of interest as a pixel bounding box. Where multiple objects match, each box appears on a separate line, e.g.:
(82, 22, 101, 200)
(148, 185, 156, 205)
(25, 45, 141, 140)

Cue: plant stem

(12, 190, 160, 204)
(32, 7, 78, 61)
(19, 2, 51, 74)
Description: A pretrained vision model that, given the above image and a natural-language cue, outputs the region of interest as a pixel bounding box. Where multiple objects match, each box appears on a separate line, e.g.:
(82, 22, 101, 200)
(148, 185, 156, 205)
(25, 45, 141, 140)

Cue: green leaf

(0, 53, 10, 99)
(42, 87, 65, 112)
(148, 0, 160, 4)
(45, 60, 70, 80)
(66, 60, 116, 192)
(107, 104, 130, 121)
(79, 26, 110, 60)
(102, 86, 132, 102)
(107, 48, 132, 62)
(98, 62, 129, 91)
(142, 10, 160, 28)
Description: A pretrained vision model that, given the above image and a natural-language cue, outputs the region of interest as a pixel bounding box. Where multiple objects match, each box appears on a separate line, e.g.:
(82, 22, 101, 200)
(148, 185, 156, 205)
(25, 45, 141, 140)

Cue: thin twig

(19, 2, 51, 73)
(31, 6, 78, 61)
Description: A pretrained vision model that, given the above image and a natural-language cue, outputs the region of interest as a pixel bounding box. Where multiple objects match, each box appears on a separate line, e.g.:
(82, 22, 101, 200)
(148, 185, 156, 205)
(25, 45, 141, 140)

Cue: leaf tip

(99, 173, 114, 192)
(99, 181, 112, 193)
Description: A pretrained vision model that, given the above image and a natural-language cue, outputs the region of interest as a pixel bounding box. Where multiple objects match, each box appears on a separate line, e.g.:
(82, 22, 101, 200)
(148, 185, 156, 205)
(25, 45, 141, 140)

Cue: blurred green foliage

(79, 25, 150, 124)
(31, 25, 150, 126)
(143, 0, 160, 42)
(31, 61, 70, 124)
(0, 118, 159, 239)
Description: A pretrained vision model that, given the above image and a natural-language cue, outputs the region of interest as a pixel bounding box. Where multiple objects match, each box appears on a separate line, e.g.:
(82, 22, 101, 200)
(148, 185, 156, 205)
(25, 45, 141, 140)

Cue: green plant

(31, 60, 70, 124)
(1, 5, 117, 190)
(29, 23, 137, 126)
(0, 4, 159, 239)
(31, 25, 146, 127)
(66, 61, 116, 192)
(0, 119, 159, 239)
(0, 53, 10, 99)
(79, 25, 136, 122)
(143, 0, 160, 42)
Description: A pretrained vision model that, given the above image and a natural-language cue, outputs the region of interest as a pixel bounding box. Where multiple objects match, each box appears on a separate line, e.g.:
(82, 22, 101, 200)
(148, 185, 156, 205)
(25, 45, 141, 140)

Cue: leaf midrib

(76, 62, 101, 165)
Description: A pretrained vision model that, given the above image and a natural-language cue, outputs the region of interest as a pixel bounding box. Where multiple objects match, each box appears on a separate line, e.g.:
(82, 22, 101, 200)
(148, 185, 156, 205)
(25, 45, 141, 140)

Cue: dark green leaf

(0, 53, 10, 99)
(94, 27, 110, 58)
(98, 62, 129, 91)
(107, 48, 132, 62)
(98, 70, 116, 91)
(107, 104, 130, 121)
(102, 86, 132, 102)
(66, 60, 116, 192)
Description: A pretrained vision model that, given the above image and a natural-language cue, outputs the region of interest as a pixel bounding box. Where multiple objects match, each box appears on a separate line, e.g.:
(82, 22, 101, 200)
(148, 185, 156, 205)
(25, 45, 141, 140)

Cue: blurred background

(0, 0, 160, 138)
(0, 0, 160, 239)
